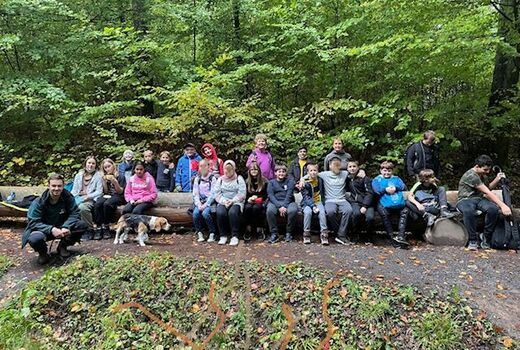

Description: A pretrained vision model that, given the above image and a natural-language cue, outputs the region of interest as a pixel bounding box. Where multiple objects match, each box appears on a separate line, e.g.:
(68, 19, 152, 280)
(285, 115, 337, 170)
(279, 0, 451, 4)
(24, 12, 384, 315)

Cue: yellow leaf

(339, 288, 348, 299)
(191, 303, 200, 313)
(503, 337, 514, 348)
(70, 303, 82, 313)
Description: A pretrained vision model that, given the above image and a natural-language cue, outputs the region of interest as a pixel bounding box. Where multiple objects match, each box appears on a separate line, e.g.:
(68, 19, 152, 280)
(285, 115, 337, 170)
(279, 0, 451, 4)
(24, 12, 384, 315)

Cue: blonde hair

(255, 133, 268, 143)
(101, 158, 120, 178)
(159, 151, 171, 160)
(380, 161, 394, 170)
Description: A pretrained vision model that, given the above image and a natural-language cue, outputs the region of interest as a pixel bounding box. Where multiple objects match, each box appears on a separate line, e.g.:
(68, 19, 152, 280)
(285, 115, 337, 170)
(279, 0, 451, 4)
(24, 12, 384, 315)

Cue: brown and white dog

(113, 214, 172, 246)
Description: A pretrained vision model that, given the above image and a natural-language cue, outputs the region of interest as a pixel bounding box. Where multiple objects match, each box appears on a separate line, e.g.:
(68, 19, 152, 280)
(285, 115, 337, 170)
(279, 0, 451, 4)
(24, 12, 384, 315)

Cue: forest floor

(0, 220, 519, 341)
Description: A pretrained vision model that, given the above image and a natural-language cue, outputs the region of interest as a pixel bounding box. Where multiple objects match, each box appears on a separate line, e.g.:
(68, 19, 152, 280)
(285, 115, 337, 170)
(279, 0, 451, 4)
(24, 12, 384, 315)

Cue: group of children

(66, 133, 510, 251)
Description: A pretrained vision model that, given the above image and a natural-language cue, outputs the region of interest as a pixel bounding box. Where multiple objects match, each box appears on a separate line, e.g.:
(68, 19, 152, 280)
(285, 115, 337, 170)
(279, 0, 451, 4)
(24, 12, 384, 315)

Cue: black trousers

(243, 203, 265, 228)
(122, 202, 153, 215)
(27, 220, 88, 255)
(95, 195, 125, 225)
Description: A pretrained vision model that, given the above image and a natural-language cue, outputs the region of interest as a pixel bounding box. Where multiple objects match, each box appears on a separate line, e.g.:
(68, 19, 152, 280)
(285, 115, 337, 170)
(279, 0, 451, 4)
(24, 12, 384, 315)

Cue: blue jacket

(175, 153, 202, 192)
(267, 178, 295, 208)
(371, 175, 406, 209)
(301, 177, 325, 208)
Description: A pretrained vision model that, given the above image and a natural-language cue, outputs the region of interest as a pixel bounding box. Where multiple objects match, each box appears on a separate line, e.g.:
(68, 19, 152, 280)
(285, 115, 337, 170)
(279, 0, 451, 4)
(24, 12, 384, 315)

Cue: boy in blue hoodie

(175, 143, 202, 192)
(371, 161, 409, 248)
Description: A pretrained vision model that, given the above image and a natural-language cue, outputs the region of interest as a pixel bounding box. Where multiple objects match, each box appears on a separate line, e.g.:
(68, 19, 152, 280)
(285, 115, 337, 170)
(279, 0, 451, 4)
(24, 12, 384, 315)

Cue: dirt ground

(1, 221, 519, 340)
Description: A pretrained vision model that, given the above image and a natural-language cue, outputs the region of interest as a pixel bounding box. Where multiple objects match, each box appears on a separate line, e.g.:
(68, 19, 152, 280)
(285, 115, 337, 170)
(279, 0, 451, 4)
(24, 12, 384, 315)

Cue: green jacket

(22, 189, 80, 248)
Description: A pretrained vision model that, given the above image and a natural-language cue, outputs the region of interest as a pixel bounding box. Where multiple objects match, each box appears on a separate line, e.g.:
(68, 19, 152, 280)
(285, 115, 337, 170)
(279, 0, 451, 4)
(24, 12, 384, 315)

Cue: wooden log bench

(1, 186, 517, 246)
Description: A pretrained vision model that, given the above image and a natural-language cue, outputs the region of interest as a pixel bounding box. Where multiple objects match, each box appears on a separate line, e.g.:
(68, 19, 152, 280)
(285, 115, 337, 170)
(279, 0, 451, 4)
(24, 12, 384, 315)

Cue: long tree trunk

(488, 0, 520, 165)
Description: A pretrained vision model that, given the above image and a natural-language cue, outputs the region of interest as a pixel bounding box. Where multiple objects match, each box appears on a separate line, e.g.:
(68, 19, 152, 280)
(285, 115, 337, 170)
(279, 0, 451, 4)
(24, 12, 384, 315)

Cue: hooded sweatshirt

(125, 172, 158, 203)
(193, 172, 217, 207)
(202, 143, 224, 177)
(22, 189, 80, 248)
(246, 148, 275, 180)
(214, 160, 247, 211)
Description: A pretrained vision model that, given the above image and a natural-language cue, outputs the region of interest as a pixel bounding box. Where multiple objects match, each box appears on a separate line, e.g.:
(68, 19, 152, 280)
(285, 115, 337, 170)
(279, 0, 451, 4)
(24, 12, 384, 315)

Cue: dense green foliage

(0, 254, 13, 278)
(0, 253, 504, 349)
(1, 0, 519, 183)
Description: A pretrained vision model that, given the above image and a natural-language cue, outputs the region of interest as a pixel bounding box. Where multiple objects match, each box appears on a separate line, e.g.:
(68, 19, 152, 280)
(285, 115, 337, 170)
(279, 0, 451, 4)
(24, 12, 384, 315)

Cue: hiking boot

(285, 233, 293, 242)
(229, 237, 239, 246)
(467, 240, 479, 251)
(335, 236, 353, 246)
(320, 231, 330, 246)
(479, 233, 491, 250)
(268, 233, 279, 244)
(218, 236, 228, 245)
(196, 231, 205, 243)
(423, 212, 437, 227)
(257, 227, 266, 241)
(303, 231, 311, 244)
(440, 208, 457, 219)
(207, 233, 216, 243)
(37, 252, 51, 265)
(81, 230, 93, 241)
(57, 241, 71, 258)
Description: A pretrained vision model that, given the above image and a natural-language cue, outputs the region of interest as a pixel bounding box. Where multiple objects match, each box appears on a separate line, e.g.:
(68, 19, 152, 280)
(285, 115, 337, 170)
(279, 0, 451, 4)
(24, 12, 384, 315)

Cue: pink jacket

(125, 173, 158, 203)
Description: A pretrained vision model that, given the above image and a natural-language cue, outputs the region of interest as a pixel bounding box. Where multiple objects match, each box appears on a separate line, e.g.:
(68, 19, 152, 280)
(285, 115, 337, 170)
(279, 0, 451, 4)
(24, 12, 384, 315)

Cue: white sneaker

(229, 237, 239, 246)
(196, 232, 205, 242)
(218, 236, 228, 245)
(207, 233, 216, 243)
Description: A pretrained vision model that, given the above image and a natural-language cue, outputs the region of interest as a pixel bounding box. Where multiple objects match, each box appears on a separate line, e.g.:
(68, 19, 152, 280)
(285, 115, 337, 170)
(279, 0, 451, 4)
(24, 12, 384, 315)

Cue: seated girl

(123, 160, 158, 215)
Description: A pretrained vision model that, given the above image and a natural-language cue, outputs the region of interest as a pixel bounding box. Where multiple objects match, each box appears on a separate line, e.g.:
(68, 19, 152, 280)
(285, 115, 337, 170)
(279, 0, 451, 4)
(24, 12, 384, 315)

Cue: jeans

(216, 204, 241, 238)
(303, 203, 327, 232)
(456, 197, 499, 241)
(27, 220, 88, 255)
(193, 205, 216, 233)
(350, 203, 375, 234)
(122, 201, 154, 215)
(95, 195, 125, 226)
(266, 202, 298, 235)
(324, 201, 353, 239)
(243, 203, 265, 229)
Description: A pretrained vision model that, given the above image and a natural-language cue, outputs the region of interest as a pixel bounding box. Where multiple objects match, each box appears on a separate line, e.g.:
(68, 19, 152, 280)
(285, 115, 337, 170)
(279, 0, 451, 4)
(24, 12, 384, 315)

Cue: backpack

(491, 177, 520, 250)
(0, 194, 39, 212)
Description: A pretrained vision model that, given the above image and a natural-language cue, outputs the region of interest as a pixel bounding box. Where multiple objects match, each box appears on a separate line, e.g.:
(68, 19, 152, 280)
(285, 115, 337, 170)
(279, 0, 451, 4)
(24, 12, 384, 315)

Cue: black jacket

(346, 175, 375, 208)
(288, 158, 312, 182)
(144, 160, 160, 180)
(406, 142, 440, 176)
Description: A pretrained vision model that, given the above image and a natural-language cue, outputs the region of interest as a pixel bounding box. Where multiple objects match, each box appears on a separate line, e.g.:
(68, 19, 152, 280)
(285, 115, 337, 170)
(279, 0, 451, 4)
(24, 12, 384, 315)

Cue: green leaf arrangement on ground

(0, 254, 13, 278)
(0, 253, 513, 349)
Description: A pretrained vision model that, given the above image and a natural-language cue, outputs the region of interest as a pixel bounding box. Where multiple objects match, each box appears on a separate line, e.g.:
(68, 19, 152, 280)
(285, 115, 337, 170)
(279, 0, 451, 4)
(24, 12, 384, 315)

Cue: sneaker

(479, 233, 491, 250)
(257, 227, 266, 241)
(285, 233, 293, 242)
(303, 231, 311, 244)
(440, 208, 457, 219)
(335, 237, 353, 246)
(393, 234, 409, 246)
(229, 237, 239, 246)
(467, 240, 479, 251)
(37, 252, 51, 265)
(196, 231, 205, 243)
(320, 234, 329, 246)
(267, 234, 279, 244)
(57, 241, 71, 258)
(207, 233, 216, 243)
(81, 230, 93, 241)
(423, 212, 436, 227)
(218, 236, 228, 245)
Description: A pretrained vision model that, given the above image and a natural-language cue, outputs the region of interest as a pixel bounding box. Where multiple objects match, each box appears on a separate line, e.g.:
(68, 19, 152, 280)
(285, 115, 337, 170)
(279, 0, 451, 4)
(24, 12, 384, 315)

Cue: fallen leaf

(496, 293, 507, 299)
(503, 337, 514, 348)
(339, 288, 348, 299)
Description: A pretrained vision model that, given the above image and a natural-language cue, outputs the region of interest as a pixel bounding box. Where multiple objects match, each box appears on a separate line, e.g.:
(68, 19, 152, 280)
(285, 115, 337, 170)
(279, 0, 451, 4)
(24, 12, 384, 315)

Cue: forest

(1, 0, 519, 185)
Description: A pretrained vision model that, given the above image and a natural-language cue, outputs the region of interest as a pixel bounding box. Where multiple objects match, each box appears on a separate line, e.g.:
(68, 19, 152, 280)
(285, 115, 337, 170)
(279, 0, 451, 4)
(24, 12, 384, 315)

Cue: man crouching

(22, 173, 88, 265)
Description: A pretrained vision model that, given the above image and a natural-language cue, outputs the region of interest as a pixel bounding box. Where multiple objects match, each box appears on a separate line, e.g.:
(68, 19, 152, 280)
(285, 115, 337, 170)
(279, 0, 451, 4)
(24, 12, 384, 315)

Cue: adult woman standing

(94, 158, 126, 240)
(71, 156, 103, 240)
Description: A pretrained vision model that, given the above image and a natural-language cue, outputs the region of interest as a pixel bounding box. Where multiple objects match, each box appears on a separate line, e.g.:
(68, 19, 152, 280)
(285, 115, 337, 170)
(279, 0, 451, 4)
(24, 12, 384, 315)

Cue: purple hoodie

(246, 148, 275, 180)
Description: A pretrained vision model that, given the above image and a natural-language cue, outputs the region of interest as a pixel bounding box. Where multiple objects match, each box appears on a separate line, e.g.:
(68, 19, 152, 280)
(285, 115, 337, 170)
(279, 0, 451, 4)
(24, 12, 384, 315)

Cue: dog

(113, 214, 172, 246)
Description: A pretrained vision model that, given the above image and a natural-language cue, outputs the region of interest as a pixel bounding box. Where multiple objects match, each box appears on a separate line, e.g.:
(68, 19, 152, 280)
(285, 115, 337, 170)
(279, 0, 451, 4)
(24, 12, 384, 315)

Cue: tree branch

(491, 1, 514, 22)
